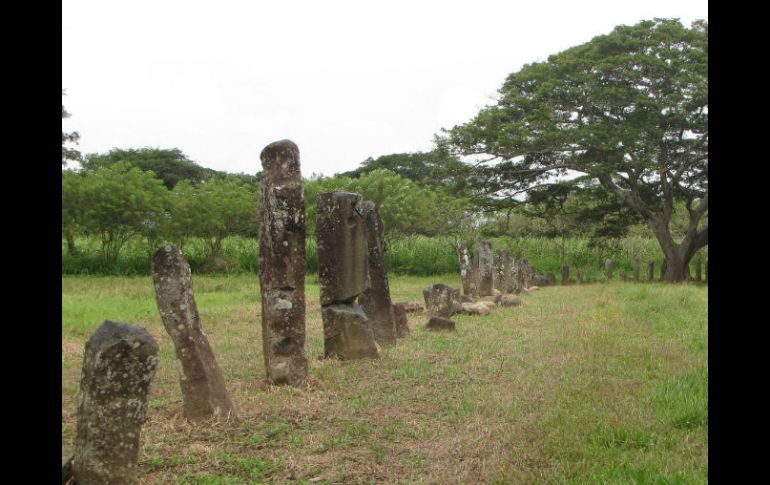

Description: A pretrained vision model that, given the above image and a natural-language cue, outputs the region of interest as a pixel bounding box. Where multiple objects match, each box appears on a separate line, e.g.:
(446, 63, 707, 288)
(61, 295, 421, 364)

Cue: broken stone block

(258, 139, 309, 386)
(73, 321, 159, 485)
(427, 316, 456, 331)
(500, 295, 522, 307)
(152, 245, 237, 421)
(392, 303, 410, 338)
(422, 283, 461, 318)
(461, 302, 491, 316)
(322, 304, 382, 359)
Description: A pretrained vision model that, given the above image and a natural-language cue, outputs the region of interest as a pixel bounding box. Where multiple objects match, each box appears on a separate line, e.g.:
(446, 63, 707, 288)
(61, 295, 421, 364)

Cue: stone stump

(317, 191, 380, 359)
(152, 245, 237, 421)
(458, 243, 479, 297)
(392, 303, 410, 338)
(647, 261, 655, 282)
(577, 268, 584, 285)
(423, 283, 461, 318)
(427, 316, 456, 331)
(605, 259, 614, 280)
(258, 140, 309, 385)
(476, 240, 494, 296)
(73, 321, 159, 485)
(633, 261, 640, 282)
(358, 200, 397, 344)
(561, 265, 569, 285)
(695, 259, 702, 282)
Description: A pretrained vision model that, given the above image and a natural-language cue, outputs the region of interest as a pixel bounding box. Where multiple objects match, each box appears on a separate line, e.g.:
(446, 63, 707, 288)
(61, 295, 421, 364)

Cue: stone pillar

(476, 240, 494, 296)
(695, 259, 702, 282)
(73, 321, 159, 485)
(576, 268, 584, 284)
(258, 139, 309, 385)
(458, 243, 478, 297)
(358, 200, 397, 344)
(561, 265, 569, 285)
(317, 191, 381, 359)
(647, 261, 655, 282)
(494, 249, 511, 294)
(632, 261, 640, 282)
(506, 253, 517, 293)
(604, 259, 613, 280)
(152, 245, 237, 421)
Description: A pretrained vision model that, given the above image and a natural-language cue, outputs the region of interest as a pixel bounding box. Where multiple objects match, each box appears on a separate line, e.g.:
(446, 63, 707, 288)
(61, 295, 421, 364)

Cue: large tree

(441, 18, 707, 281)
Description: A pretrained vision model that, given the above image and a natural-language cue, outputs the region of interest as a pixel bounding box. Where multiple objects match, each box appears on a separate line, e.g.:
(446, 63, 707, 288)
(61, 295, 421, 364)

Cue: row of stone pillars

(66, 140, 410, 484)
(555, 259, 708, 284)
(459, 241, 536, 298)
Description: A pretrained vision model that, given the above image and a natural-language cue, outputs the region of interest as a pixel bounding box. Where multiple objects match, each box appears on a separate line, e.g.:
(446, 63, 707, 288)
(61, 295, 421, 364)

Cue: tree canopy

(440, 18, 707, 281)
(62, 90, 81, 165)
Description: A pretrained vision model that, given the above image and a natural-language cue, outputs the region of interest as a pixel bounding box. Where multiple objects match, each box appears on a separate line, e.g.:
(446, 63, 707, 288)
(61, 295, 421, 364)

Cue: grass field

(62, 274, 707, 484)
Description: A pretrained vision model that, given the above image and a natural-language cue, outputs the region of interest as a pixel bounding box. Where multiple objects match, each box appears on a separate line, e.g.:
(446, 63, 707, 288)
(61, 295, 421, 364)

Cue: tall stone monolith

(358, 200, 397, 344)
(506, 253, 518, 293)
(605, 259, 614, 280)
(458, 243, 479, 297)
(647, 261, 655, 282)
(476, 240, 494, 296)
(258, 139, 309, 385)
(317, 191, 381, 359)
(152, 245, 237, 421)
(73, 321, 159, 485)
(493, 249, 510, 294)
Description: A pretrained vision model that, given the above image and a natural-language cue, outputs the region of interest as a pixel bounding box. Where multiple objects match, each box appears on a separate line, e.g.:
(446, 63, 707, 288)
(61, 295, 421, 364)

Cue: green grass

(62, 275, 707, 484)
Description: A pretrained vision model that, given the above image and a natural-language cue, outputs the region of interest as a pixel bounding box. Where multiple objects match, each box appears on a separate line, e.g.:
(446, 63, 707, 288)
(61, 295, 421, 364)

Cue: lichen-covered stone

(323, 304, 382, 359)
(152, 245, 237, 421)
(426, 316, 456, 331)
(258, 139, 308, 386)
(73, 321, 159, 485)
(422, 284, 461, 318)
(493, 249, 510, 294)
(392, 303, 410, 338)
(358, 201, 397, 344)
(476, 241, 494, 296)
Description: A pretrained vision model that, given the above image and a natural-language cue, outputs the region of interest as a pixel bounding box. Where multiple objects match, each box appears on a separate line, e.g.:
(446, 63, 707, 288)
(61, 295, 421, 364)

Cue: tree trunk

(65, 230, 78, 256)
(649, 218, 706, 283)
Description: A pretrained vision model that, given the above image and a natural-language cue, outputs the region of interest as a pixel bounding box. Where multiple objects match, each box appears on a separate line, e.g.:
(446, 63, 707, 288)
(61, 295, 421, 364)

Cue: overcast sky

(62, 0, 707, 177)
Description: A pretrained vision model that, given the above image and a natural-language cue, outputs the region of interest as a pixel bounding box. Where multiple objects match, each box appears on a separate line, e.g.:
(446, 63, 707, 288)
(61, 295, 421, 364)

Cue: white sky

(62, 0, 707, 177)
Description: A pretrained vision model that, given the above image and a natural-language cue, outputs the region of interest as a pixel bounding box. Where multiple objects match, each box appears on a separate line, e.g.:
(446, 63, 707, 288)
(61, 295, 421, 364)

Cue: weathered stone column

(506, 253, 518, 293)
(152, 245, 237, 421)
(458, 243, 478, 297)
(632, 261, 640, 282)
(73, 321, 159, 485)
(604, 259, 614, 280)
(258, 139, 309, 386)
(647, 261, 655, 282)
(317, 191, 381, 359)
(493, 250, 510, 294)
(561, 265, 569, 285)
(694, 259, 702, 282)
(358, 200, 397, 344)
(476, 240, 493, 296)
(576, 268, 585, 285)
